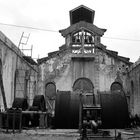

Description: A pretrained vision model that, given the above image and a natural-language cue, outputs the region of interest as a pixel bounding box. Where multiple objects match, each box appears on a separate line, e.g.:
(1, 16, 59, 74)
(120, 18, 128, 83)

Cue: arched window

(45, 82, 56, 113)
(71, 30, 94, 54)
(73, 77, 94, 93)
(45, 82, 56, 99)
(110, 81, 123, 92)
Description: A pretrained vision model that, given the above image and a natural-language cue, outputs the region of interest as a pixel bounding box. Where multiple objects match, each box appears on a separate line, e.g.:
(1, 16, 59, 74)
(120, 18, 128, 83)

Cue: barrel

(100, 91, 129, 129)
(55, 91, 80, 129)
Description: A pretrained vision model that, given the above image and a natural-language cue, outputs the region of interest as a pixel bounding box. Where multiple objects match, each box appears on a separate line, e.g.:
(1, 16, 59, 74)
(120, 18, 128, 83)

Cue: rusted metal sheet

(55, 91, 71, 128)
(70, 92, 80, 128)
(100, 91, 129, 129)
(55, 91, 80, 129)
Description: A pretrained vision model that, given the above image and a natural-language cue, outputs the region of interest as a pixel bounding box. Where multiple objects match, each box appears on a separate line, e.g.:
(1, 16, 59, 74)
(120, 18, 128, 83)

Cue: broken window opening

(71, 30, 95, 54)
(73, 77, 94, 93)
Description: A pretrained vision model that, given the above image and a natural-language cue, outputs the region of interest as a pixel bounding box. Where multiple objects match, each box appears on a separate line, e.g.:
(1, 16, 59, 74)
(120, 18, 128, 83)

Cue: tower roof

(69, 5, 95, 25)
(59, 21, 106, 37)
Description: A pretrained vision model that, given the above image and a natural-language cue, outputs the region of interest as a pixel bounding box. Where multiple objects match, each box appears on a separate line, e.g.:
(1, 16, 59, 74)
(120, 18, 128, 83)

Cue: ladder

(18, 32, 30, 48)
(14, 32, 31, 99)
(18, 32, 33, 57)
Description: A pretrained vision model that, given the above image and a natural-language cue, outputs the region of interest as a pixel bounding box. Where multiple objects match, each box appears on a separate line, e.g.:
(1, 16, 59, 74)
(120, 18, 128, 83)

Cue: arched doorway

(73, 77, 95, 105)
(45, 82, 56, 113)
(73, 77, 94, 93)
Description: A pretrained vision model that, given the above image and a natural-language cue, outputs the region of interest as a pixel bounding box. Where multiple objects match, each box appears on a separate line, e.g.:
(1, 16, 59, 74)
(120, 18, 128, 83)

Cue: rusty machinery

(54, 84, 129, 139)
(55, 91, 128, 127)
(0, 95, 49, 132)
(0, 80, 129, 139)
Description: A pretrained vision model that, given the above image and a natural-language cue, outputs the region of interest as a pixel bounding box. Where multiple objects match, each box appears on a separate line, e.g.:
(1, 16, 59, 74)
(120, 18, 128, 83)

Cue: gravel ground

(0, 128, 140, 140)
(0, 129, 80, 140)
(0, 134, 79, 140)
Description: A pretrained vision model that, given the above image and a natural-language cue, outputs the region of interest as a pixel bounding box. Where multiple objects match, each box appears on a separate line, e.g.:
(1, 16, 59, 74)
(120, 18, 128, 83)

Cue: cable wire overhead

(103, 36, 140, 42)
(0, 22, 140, 42)
(0, 22, 58, 32)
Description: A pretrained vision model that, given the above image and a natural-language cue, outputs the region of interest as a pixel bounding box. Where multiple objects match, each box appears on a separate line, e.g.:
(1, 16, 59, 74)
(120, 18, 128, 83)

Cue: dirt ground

(0, 128, 140, 140)
(0, 134, 78, 140)
(0, 129, 80, 140)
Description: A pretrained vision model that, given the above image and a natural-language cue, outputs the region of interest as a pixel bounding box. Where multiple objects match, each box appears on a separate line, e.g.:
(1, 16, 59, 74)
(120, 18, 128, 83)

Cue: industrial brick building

(37, 5, 133, 114)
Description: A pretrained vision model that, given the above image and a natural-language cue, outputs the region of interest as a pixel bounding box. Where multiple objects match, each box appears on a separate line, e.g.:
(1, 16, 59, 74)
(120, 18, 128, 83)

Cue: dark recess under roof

(70, 5, 95, 25)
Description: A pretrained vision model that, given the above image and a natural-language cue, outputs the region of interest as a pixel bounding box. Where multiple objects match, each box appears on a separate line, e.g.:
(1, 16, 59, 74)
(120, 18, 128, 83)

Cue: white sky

(0, 0, 140, 62)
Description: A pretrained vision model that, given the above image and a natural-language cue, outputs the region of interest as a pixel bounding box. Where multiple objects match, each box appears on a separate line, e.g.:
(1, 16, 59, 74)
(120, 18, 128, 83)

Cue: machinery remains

(0, 95, 48, 132)
(0, 81, 130, 139)
(54, 81, 129, 139)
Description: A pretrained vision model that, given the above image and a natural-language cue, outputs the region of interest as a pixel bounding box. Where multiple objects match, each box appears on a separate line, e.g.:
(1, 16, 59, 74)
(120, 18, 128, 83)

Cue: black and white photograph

(0, 0, 140, 139)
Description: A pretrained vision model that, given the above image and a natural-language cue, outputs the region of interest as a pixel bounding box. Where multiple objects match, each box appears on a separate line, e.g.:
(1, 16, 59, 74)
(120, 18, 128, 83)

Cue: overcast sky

(0, 0, 140, 62)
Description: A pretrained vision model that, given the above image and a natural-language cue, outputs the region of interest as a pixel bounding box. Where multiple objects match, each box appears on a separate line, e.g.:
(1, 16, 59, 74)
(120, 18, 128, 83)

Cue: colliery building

(0, 31, 38, 109)
(37, 5, 133, 113)
(0, 5, 140, 129)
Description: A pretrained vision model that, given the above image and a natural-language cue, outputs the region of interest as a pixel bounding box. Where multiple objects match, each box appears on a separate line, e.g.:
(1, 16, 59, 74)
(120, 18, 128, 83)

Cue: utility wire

(0, 22, 140, 42)
(103, 36, 140, 42)
(0, 22, 58, 32)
